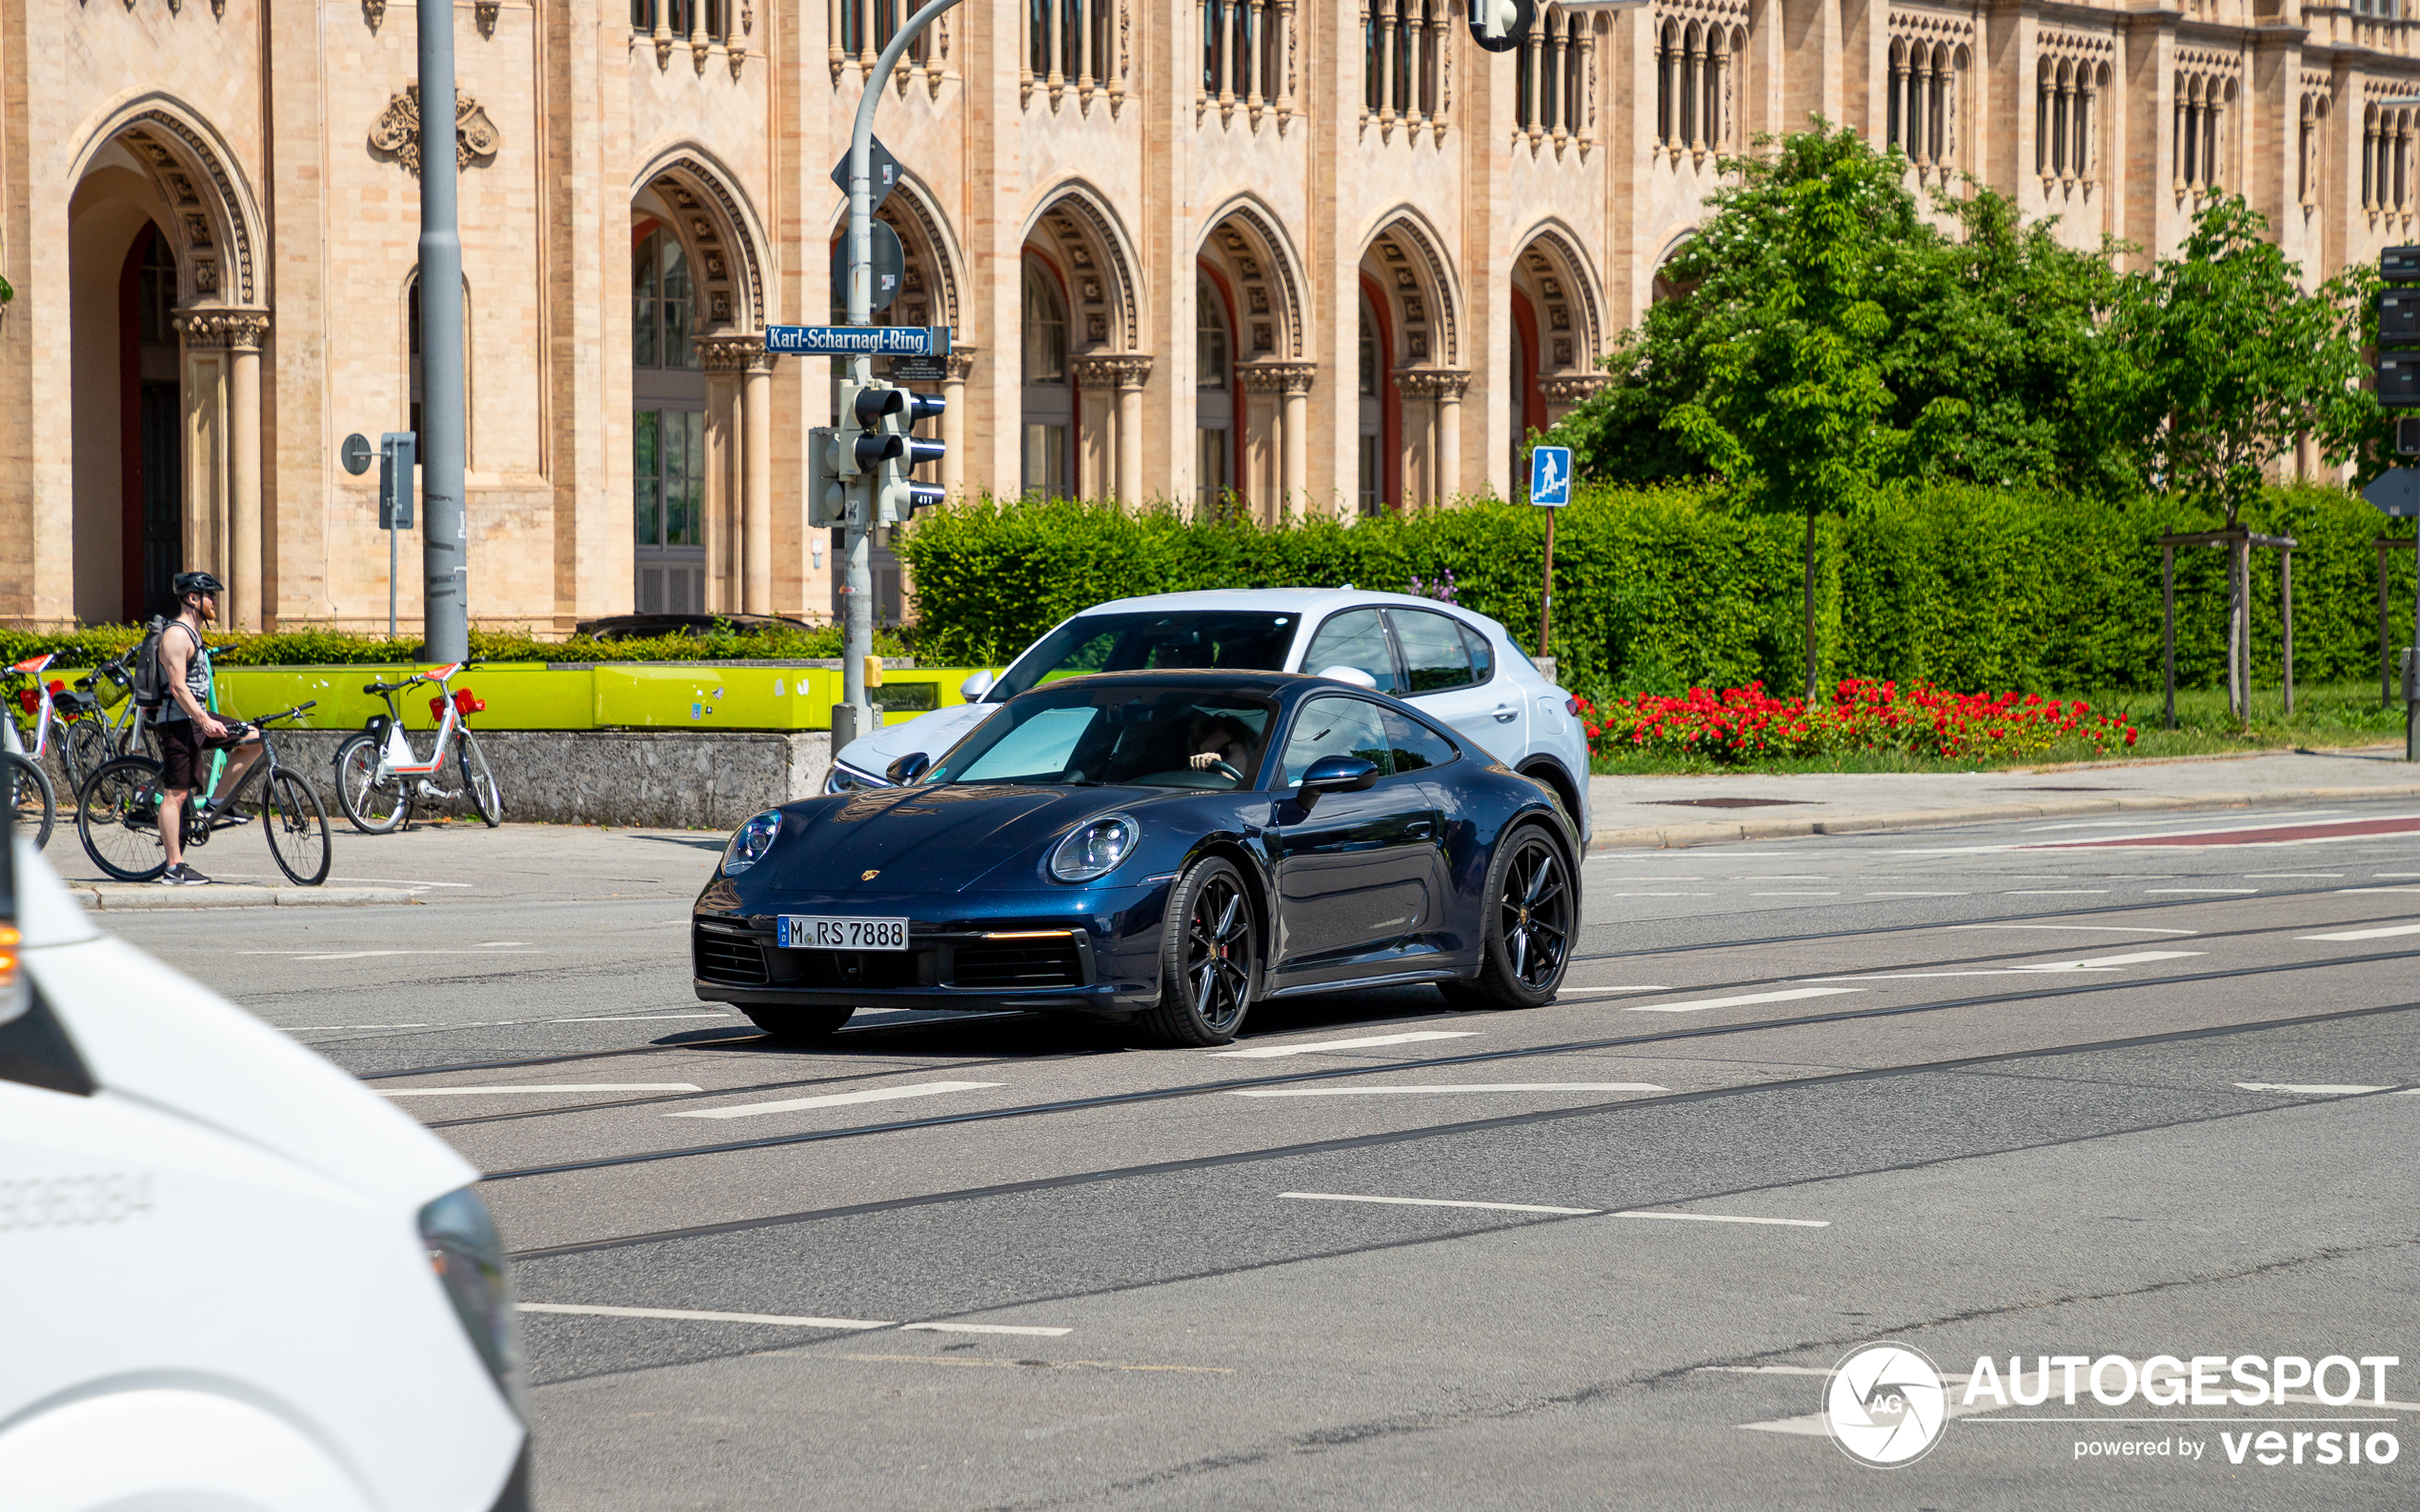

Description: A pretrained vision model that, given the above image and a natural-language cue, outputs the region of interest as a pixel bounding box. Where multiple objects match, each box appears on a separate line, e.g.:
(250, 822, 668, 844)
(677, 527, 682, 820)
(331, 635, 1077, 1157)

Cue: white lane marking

(1752, 892, 1841, 897)
(1233, 1082, 1667, 1098)
(2299, 922, 2420, 941)
(1213, 1030, 1479, 1058)
(2234, 1082, 2400, 1096)
(328, 877, 474, 887)
(2144, 888, 2257, 895)
(2024, 810, 2347, 835)
(1739, 875, 1832, 880)
(1613, 1210, 1830, 1228)
(2006, 890, 2107, 896)
(1951, 923, 2197, 936)
(899, 1322, 1074, 1337)
(554, 1013, 736, 1021)
(2381, 873, 2420, 878)
(477, 940, 531, 946)
(2339, 887, 2420, 895)
(1626, 987, 1862, 1015)
(1555, 984, 1675, 997)
(239, 949, 543, 960)
(1607, 892, 1715, 897)
(281, 1023, 433, 1031)
(1813, 950, 2208, 982)
(1866, 891, 1970, 897)
(1280, 1191, 1599, 1215)
(2029, 811, 2420, 847)
(381, 1082, 703, 1097)
(519, 1303, 893, 1329)
(2246, 873, 2343, 878)
(668, 1080, 1004, 1119)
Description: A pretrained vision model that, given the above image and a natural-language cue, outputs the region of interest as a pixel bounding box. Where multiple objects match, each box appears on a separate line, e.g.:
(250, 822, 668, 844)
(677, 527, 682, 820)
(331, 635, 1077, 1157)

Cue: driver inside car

(1186, 714, 1256, 777)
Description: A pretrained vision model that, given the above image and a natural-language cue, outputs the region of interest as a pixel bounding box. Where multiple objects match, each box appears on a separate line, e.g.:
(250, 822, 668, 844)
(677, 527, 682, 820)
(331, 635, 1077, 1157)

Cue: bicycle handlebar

(250, 701, 319, 727)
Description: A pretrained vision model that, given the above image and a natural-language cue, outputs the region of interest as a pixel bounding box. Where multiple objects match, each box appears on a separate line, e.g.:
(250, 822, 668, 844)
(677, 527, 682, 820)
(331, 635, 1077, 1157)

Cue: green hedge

(896, 486, 2419, 695)
(0, 621, 907, 670)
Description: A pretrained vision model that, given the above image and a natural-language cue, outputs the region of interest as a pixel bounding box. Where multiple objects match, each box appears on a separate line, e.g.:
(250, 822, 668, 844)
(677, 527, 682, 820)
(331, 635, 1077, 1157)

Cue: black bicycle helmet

(172, 570, 225, 597)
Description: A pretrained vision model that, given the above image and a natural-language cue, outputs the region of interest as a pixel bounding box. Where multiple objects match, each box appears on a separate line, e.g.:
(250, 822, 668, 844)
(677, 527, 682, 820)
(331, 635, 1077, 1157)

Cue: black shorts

(157, 719, 243, 791)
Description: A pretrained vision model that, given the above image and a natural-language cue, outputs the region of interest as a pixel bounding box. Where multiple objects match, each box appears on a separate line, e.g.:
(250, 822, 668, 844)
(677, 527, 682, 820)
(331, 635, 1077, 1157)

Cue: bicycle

(74, 702, 333, 886)
(333, 662, 502, 835)
(68, 647, 153, 764)
(0, 654, 73, 850)
(8, 652, 114, 792)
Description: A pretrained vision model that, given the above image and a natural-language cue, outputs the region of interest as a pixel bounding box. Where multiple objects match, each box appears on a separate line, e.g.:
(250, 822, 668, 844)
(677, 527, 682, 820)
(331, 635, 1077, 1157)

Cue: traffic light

(2378, 247, 2420, 414)
(876, 391, 947, 524)
(807, 426, 846, 527)
(834, 380, 907, 475)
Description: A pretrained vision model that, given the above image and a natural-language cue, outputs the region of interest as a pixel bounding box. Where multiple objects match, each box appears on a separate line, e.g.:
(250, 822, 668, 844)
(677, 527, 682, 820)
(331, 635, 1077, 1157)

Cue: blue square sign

(1528, 445, 1573, 507)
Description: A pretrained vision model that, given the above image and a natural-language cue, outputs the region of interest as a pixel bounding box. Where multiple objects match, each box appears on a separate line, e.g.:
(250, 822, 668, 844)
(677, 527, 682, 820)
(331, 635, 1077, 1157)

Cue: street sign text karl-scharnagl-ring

(767, 325, 953, 357)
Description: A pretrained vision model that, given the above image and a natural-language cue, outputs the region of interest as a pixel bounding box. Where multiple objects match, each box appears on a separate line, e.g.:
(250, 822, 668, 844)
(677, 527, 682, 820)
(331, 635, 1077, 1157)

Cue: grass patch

(1588, 680, 2409, 776)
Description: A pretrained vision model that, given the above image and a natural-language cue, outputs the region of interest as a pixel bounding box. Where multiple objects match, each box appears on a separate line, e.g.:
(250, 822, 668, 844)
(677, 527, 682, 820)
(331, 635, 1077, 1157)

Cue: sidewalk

(1584, 744, 2420, 849)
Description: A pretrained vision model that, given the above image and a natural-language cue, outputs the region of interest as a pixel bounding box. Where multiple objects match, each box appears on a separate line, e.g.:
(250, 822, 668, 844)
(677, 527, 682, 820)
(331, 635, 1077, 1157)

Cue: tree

(2107, 195, 2379, 718)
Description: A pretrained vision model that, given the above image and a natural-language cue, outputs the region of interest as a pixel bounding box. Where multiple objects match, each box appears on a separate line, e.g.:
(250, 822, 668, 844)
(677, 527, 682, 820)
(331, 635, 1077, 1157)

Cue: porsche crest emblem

(861, 869, 881, 881)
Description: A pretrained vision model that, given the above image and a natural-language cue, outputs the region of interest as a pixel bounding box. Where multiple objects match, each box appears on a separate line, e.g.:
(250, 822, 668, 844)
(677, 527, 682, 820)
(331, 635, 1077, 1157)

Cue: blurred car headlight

(721, 810, 782, 875)
(823, 762, 886, 795)
(418, 1186, 525, 1416)
(1050, 813, 1138, 883)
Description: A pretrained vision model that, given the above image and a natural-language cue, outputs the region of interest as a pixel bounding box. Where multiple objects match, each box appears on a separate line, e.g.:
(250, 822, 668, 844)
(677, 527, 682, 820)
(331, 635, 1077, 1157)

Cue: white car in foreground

(832, 589, 1593, 841)
(0, 825, 530, 1511)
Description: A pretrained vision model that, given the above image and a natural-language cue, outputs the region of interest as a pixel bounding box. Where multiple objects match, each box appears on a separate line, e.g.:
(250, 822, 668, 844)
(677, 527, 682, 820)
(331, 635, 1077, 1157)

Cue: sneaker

(157, 863, 213, 886)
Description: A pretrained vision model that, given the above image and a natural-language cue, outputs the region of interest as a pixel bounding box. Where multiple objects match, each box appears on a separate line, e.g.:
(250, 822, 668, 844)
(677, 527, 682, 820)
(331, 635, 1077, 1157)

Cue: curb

(1587, 783, 2420, 851)
(67, 884, 418, 910)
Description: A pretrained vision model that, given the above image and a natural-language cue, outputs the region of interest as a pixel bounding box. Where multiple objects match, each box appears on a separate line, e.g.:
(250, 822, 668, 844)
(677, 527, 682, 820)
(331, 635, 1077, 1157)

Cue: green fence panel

(212, 664, 565, 732)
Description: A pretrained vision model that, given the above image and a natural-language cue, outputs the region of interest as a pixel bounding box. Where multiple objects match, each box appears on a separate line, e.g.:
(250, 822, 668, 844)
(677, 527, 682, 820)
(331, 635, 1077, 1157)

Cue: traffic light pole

(417, 0, 468, 664)
(837, 0, 964, 748)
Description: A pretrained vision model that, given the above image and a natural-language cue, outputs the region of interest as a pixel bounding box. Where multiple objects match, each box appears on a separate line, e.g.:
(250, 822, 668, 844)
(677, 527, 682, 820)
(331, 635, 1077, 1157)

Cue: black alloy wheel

(4, 752, 54, 852)
(1441, 824, 1574, 1011)
(1139, 857, 1256, 1047)
(261, 769, 333, 886)
(73, 756, 167, 881)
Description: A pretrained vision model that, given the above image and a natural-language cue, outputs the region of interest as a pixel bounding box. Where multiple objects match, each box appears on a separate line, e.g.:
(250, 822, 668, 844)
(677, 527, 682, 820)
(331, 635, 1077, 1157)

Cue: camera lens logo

(1825, 1342, 1948, 1467)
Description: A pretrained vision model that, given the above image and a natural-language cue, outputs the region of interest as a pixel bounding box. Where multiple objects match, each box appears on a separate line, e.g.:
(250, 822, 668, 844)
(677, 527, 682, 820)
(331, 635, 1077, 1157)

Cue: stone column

(1433, 369, 1467, 505)
(178, 309, 273, 631)
(1114, 355, 1155, 504)
(742, 347, 776, 615)
(941, 351, 977, 495)
(1280, 363, 1316, 515)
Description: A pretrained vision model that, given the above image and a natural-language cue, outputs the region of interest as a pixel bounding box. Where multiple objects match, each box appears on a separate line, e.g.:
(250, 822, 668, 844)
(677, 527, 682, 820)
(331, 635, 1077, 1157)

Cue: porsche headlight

(1050, 813, 1139, 882)
(417, 1185, 524, 1416)
(722, 810, 782, 875)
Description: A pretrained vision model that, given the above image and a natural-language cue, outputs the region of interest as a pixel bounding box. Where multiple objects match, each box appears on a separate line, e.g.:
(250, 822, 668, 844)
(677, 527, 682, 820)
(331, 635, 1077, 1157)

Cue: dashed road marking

(1613, 1210, 1830, 1228)
(899, 1322, 1074, 1337)
(1233, 1082, 1667, 1098)
(519, 1303, 894, 1329)
(1625, 987, 1862, 1015)
(1554, 984, 1675, 997)
(2234, 1082, 2403, 1096)
(2298, 922, 2420, 941)
(381, 1083, 703, 1097)
(669, 1080, 1005, 1119)
(1280, 1192, 1599, 1215)
(1213, 1030, 1479, 1058)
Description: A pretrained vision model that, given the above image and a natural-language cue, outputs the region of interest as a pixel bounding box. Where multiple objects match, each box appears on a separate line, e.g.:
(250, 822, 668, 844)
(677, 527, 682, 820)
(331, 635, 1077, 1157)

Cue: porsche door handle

(1406, 820, 1433, 837)
(1492, 702, 1519, 721)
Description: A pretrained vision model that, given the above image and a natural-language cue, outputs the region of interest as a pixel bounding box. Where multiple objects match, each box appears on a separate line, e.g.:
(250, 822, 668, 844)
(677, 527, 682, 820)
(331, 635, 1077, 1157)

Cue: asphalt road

(107, 799, 2420, 1509)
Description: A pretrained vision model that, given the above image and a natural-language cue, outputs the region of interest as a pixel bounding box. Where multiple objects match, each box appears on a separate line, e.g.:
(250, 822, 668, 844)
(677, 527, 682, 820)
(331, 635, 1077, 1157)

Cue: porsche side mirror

(959, 669, 996, 702)
(1294, 754, 1379, 809)
(885, 752, 932, 785)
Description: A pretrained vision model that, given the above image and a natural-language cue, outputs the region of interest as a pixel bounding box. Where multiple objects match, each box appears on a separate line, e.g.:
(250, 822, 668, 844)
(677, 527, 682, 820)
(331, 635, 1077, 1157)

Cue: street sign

(889, 356, 946, 382)
(767, 324, 952, 357)
(1529, 445, 1573, 507)
(340, 433, 373, 476)
(2365, 466, 2420, 518)
(830, 136, 903, 213)
(378, 432, 417, 531)
(1468, 0, 1536, 52)
(830, 220, 906, 314)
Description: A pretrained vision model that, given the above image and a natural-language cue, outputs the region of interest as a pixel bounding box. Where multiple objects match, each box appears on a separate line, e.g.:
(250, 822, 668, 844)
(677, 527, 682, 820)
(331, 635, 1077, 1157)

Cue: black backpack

(131, 616, 172, 712)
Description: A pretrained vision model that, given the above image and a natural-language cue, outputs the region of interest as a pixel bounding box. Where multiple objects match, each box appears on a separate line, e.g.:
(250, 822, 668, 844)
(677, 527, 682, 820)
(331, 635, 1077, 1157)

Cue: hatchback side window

(1390, 609, 1476, 694)
(1381, 707, 1459, 774)
(1281, 696, 1395, 786)
(1458, 622, 1495, 684)
(1300, 609, 1402, 695)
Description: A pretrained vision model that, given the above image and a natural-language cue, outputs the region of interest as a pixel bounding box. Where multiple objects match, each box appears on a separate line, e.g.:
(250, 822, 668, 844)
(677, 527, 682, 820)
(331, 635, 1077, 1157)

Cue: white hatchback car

(0, 829, 531, 1511)
(831, 588, 1592, 841)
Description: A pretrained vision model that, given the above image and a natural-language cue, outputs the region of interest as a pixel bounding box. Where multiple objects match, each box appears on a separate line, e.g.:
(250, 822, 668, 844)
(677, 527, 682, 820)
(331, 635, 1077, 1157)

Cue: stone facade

(3, 0, 2413, 633)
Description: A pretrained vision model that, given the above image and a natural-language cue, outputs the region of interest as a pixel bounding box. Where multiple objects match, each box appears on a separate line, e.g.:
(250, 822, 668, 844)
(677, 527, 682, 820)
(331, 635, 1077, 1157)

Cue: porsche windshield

(991, 611, 1298, 699)
(929, 684, 1276, 791)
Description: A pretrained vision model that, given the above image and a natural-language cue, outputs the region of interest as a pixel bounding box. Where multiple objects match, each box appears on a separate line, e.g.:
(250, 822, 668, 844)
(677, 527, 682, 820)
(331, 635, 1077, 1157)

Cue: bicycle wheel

(458, 731, 502, 827)
(62, 718, 110, 795)
(4, 752, 54, 852)
(74, 756, 166, 881)
(333, 733, 408, 835)
(261, 769, 332, 886)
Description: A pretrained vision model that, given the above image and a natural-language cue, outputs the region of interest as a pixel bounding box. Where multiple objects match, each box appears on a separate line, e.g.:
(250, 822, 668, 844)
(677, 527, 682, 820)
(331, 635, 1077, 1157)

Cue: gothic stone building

(2, 0, 2410, 633)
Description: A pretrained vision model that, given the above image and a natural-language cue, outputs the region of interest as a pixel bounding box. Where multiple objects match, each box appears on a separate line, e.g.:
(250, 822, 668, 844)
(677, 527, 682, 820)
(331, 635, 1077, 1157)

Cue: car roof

(1007, 668, 1321, 696)
(1078, 587, 1507, 631)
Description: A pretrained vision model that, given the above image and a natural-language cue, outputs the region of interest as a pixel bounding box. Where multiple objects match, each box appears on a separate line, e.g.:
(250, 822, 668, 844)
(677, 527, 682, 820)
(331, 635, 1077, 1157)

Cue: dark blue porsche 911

(691, 670, 1579, 1047)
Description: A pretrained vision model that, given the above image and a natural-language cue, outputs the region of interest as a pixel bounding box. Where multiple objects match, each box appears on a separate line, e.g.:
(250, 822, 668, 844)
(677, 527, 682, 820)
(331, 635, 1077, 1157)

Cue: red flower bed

(1575, 679, 2138, 765)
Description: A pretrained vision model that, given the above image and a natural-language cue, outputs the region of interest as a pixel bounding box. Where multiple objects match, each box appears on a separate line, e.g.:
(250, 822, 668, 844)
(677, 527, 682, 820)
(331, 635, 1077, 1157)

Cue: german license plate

(777, 916, 909, 951)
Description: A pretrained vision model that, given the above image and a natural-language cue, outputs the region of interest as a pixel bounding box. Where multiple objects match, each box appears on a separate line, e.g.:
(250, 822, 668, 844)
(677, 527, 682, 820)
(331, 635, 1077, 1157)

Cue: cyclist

(155, 570, 263, 885)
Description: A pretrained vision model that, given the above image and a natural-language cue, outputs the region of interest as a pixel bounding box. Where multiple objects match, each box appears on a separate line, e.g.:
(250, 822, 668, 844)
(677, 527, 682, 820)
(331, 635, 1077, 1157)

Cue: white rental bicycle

(332, 662, 503, 834)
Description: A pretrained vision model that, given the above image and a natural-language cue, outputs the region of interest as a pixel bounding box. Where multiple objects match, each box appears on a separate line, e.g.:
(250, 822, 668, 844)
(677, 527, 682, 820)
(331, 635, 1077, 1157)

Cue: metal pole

(2281, 545, 2293, 719)
(2410, 528, 2419, 761)
(418, 0, 468, 663)
(1538, 508, 1555, 662)
(390, 523, 398, 641)
(2162, 544, 2176, 732)
(2383, 540, 2395, 710)
(840, 0, 965, 745)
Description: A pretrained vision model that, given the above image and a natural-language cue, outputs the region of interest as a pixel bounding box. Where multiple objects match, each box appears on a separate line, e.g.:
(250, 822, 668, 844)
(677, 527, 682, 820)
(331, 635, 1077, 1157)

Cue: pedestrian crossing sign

(1529, 445, 1572, 507)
